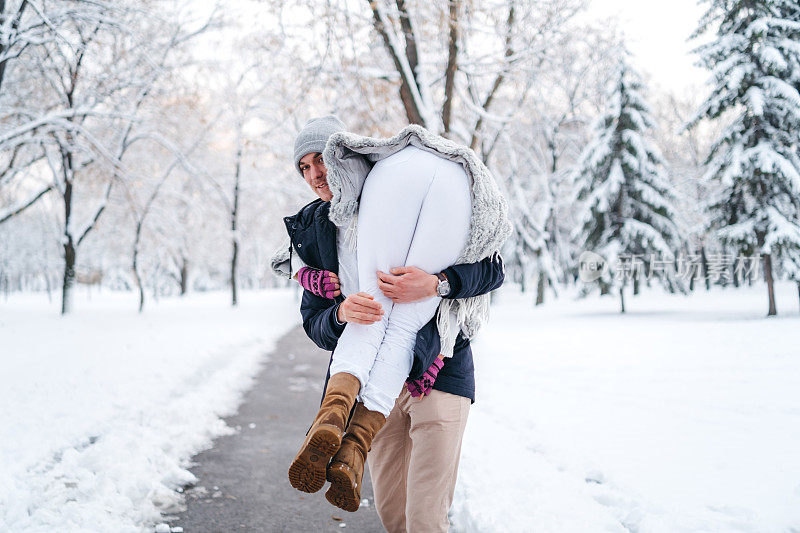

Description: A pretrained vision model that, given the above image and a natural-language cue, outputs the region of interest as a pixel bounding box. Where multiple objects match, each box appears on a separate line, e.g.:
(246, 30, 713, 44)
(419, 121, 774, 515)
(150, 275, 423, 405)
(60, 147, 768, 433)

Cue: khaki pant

(367, 387, 471, 533)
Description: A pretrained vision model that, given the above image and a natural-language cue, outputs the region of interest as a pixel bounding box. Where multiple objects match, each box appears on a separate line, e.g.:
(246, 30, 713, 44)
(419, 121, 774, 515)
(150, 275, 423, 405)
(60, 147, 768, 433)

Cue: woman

(275, 117, 511, 513)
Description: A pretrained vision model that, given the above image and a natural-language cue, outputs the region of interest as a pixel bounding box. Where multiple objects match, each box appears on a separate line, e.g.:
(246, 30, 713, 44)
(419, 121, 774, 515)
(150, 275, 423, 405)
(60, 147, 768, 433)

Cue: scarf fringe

(436, 293, 491, 357)
(344, 211, 358, 253)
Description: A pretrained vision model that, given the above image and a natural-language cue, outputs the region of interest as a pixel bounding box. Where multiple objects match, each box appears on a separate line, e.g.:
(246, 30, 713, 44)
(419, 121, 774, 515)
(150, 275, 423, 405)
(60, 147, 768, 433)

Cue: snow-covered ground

(453, 283, 800, 532)
(0, 288, 299, 533)
(3, 284, 798, 532)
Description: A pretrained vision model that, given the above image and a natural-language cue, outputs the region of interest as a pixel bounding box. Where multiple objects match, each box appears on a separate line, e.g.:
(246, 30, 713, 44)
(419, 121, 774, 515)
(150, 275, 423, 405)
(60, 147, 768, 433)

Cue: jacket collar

(283, 199, 339, 272)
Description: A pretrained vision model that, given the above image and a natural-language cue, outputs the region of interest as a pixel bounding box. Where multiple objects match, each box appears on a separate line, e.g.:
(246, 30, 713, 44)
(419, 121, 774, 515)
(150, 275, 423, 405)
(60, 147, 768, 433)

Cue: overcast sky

(585, 0, 709, 93)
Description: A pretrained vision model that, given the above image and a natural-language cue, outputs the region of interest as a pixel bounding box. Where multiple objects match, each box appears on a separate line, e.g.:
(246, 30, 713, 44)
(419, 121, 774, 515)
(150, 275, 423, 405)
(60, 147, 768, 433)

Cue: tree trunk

(134, 254, 144, 313)
(633, 276, 640, 296)
(44, 271, 52, 303)
(700, 246, 710, 291)
(368, 1, 425, 126)
(132, 219, 145, 312)
(441, 0, 460, 135)
(763, 252, 777, 316)
(619, 286, 625, 313)
(180, 256, 189, 296)
(61, 236, 75, 315)
(599, 281, 609, 296)
(0, 0, 29, 94)
(469, 2, 515, 151)
(231, 238, 239, 306)
(535, 271, 545, 305)
(796, 281, 800, 312)
(231, 143, 242, 307)
(61, 168, 75, 315)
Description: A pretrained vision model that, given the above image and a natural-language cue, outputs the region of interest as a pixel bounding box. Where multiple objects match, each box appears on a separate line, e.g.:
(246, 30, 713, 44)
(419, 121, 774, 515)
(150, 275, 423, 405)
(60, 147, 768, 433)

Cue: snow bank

(0, 288, 300, 532)
(5, 283, 798, 532)
(452, 283, 800, 532)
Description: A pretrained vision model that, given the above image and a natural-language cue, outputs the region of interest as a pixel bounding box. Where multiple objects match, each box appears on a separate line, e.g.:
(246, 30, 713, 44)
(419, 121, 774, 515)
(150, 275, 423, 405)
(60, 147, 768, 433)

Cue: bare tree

(0, 1, 217, 313)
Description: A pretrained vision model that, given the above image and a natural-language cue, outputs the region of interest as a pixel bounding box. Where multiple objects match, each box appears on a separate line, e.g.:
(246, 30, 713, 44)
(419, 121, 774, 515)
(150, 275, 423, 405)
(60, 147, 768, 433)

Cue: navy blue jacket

(283, 199, 504, 402)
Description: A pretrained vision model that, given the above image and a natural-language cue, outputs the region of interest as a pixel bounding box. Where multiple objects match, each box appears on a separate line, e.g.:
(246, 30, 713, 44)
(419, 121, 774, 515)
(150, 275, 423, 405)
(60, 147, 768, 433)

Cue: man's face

(299, 152, 332, 201)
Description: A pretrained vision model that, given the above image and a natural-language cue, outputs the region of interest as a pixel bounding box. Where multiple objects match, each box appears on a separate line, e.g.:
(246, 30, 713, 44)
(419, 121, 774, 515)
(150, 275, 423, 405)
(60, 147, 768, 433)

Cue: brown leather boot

(288, 372, 361, 493)
(325, 402, 386, 512)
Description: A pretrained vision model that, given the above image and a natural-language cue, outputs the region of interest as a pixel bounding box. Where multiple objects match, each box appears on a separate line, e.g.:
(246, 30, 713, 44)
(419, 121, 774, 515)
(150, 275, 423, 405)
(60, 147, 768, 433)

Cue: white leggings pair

(329, 146, 472, 416)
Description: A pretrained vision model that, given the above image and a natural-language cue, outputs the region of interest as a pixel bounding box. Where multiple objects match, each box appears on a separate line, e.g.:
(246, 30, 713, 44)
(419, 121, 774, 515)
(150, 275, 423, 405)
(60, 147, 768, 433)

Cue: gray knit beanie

(293, 115, 347, 175)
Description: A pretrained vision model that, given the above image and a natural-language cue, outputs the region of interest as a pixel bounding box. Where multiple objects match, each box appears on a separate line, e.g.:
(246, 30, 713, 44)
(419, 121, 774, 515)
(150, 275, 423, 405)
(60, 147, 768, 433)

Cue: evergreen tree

(572, 53, 682, 312)
(688, 0, 800, 316)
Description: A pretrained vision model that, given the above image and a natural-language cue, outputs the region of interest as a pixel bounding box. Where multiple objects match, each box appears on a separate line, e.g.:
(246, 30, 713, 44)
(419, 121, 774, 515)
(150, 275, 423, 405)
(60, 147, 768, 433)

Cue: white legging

(329, 146, 472, 416)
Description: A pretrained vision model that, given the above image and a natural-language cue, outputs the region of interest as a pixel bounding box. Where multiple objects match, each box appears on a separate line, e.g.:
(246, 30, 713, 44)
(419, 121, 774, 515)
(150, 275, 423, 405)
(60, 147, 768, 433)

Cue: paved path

(169, 326, 385, 533)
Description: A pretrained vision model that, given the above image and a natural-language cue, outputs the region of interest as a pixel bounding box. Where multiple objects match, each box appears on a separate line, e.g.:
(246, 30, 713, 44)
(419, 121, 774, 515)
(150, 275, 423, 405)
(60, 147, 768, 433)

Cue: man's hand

(377, 266, 439, 303)
(337, 292, 384, 324)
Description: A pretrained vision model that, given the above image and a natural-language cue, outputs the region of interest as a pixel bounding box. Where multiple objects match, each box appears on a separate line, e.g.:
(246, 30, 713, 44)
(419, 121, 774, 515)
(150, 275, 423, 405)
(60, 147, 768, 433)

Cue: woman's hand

(337, 292, 384, 324)
(406, 356, 445, 397)
(296, 266, 340, 299)
(376, 266, 439, 303)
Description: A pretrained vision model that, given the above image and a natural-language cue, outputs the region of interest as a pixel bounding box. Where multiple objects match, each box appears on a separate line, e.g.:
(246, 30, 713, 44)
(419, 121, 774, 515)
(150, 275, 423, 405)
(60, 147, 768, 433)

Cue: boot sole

(325, 462, 360, 512)
(288, 424, 342, 493)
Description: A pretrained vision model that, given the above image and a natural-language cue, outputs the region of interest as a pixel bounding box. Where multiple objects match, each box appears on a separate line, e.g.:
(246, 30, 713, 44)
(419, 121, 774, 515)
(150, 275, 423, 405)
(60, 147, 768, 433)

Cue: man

(284, 116, 504, 532)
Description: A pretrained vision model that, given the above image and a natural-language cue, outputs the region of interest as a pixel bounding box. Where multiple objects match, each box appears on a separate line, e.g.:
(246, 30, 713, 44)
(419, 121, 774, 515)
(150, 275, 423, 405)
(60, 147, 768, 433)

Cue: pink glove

(406, 357, 444, 397)
(297, 266, 340, 299)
